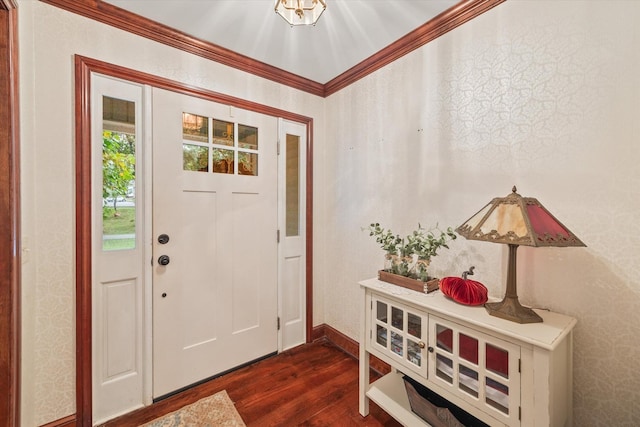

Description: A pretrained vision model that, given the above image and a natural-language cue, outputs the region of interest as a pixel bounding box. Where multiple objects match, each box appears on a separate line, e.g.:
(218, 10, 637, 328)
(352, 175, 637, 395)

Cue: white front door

(152, 88, 278, 398)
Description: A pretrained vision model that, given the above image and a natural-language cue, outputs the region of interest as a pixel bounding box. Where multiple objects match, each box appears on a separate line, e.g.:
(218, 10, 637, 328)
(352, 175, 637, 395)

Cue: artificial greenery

(366, 222, 457, 281)
(366, 222, 402, 255)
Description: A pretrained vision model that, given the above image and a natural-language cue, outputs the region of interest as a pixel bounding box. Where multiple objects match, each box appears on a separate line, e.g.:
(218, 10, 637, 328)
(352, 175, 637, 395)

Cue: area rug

(141, 390, 246, 427)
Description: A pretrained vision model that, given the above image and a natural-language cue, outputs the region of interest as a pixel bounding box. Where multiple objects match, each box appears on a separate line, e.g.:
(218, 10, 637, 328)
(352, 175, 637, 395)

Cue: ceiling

(103, 0, 459, 84)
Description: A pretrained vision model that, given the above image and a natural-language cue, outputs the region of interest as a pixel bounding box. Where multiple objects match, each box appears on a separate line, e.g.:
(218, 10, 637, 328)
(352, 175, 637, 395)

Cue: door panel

(278, 119, 307, 351)
(152, 89, 278, 398)
(92, 75, 146, 424)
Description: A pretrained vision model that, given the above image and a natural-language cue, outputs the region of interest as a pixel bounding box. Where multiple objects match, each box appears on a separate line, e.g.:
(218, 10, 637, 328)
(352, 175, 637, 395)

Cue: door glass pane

(102, 96, 136, 251)
(182, 113, 208, 142)
(407, 340, 422, 367)
(376, 301, 387, 322)
(407, 313, 421, 339)
(436, 324, 453, 353)
(459, 333, 479, 365)
(238, 124, 258, 149)
(459, 365, 479, 397)
(183, 144, 208, 172)
(486, 378, 509, 414)
(285, 134, 300, 236)
(212, 119, 234, 146)
(238, 152, 258, 176)
(391, 331, 403, 356)
(486, 343, 509, 378)
(436, 354, 453, 384)
(376, 325, 387, 347)
(212, 148, 234, 174)
(391, 307, 403, 329)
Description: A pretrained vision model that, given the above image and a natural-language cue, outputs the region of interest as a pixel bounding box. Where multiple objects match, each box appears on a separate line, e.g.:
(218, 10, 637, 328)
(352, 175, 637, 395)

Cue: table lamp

(456, 186, 585, 323)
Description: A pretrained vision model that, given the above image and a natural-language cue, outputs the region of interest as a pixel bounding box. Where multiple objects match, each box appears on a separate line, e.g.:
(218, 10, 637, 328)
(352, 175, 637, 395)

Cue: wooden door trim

(75, 55, 314, 424)
(0, 1, 20, 426)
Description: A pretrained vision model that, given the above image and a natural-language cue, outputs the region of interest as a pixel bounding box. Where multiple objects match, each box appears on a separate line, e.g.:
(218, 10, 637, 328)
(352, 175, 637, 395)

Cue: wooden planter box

(378, 270, 439, 293)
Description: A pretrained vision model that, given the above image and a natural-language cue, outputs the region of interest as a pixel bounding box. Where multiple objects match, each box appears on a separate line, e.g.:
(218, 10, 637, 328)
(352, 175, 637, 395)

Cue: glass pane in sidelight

(486, 343, 509, 378)
(213, 119, 234, 146)
(238, 152, 258, 176)
(376, 301, 387, 323)
(285, 134, 300, 236)
(407, 340, 422, 367)
(486, 378, 509, 414)
(459, 333, 479, 365)
(182, 113, 208, 142)
(376, 325, 387, 347)
(103, 96, 135, 132)
(436, 324, 453, 353)
(183, 144, 209, 172)
(238, 124, 258, 149)
(391, 307, 403, 330)
(407, 313, 421, 339)
(212, 148, 234, 174)
(391, 331, 403, 356)
(459, 365, 479, 398)
(436, 353, 453, 384)
(102, 96, 136, 251)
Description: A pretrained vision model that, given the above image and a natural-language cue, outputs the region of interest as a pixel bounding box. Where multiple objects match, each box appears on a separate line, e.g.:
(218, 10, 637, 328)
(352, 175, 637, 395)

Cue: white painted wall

(18, 1, 325, 424)
(322, 1, 640, 425)
(19, 0, 640, 425)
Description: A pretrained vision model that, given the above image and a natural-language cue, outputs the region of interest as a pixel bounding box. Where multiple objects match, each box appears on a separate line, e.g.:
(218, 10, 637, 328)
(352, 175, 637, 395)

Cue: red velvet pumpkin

(440, 268, 488, 306)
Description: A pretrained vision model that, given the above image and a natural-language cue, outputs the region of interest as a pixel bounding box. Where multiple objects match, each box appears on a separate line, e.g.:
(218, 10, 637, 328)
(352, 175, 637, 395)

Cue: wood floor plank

(100, 339, 401, 426)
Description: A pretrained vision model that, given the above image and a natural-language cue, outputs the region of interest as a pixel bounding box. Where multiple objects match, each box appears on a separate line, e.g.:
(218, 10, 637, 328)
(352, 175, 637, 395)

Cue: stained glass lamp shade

(456, 187, 585, 323)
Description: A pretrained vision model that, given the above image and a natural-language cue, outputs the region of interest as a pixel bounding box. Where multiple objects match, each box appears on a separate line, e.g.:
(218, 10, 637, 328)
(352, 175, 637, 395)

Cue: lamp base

(485, 296, 543, 324)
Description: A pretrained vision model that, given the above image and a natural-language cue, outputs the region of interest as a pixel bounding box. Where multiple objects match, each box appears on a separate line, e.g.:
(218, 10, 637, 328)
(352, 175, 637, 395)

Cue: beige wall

(322, 1, 640, 425)
(20, 0, 640, 425)
(18, 1, 325, 424)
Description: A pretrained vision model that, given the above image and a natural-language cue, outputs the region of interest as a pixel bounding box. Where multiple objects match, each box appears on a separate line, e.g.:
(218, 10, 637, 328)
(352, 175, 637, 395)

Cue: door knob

(158, 234, 170, 244)
(158, 255, 170, 266)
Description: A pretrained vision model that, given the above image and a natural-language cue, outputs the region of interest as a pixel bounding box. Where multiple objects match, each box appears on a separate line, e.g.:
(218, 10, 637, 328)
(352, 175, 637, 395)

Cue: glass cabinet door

(370, 296, 428, 377)
(428, 315, 521, 427)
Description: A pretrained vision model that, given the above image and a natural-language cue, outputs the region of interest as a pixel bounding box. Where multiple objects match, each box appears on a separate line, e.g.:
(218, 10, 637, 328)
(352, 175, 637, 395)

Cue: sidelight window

(102, 96, 136, 251)
(285, 134, 300, 236)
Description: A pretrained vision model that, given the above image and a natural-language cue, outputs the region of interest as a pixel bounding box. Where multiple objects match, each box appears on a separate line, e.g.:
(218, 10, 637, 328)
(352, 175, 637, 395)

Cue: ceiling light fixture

(275, 0, 326, 26)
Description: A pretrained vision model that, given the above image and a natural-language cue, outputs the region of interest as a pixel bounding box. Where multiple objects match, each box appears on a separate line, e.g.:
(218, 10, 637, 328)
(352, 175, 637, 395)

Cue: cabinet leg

(359, 348, 370, 416)
(359, 287, 370, 416)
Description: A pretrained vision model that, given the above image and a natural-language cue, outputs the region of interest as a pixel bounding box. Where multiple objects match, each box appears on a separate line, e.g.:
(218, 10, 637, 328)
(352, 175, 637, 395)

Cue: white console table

(359, 278, 576, 427)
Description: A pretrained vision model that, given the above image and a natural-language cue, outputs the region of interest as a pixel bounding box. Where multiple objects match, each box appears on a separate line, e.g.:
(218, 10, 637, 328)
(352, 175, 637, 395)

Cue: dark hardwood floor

(101, 339, 402, 426)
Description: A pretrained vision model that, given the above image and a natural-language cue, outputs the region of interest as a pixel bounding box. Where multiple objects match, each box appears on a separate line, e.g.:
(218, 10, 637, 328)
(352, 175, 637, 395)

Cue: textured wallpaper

(323, 1, 640, 426)
(21, 0, 640, 426)
(21, 1, 324, 424)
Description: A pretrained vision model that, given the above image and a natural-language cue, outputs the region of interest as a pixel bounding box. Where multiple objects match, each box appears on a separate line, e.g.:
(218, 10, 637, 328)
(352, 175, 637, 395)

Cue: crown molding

(0, 0, 18, 10)
(40, 0, 505, 98)
(324, 0, 505, 96)
(40, 0, 326, 97)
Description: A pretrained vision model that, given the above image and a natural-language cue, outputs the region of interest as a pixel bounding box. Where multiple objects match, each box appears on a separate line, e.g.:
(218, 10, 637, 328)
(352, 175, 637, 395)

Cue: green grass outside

(103, 206, 136, 235)
(102, 206, 136, 251)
